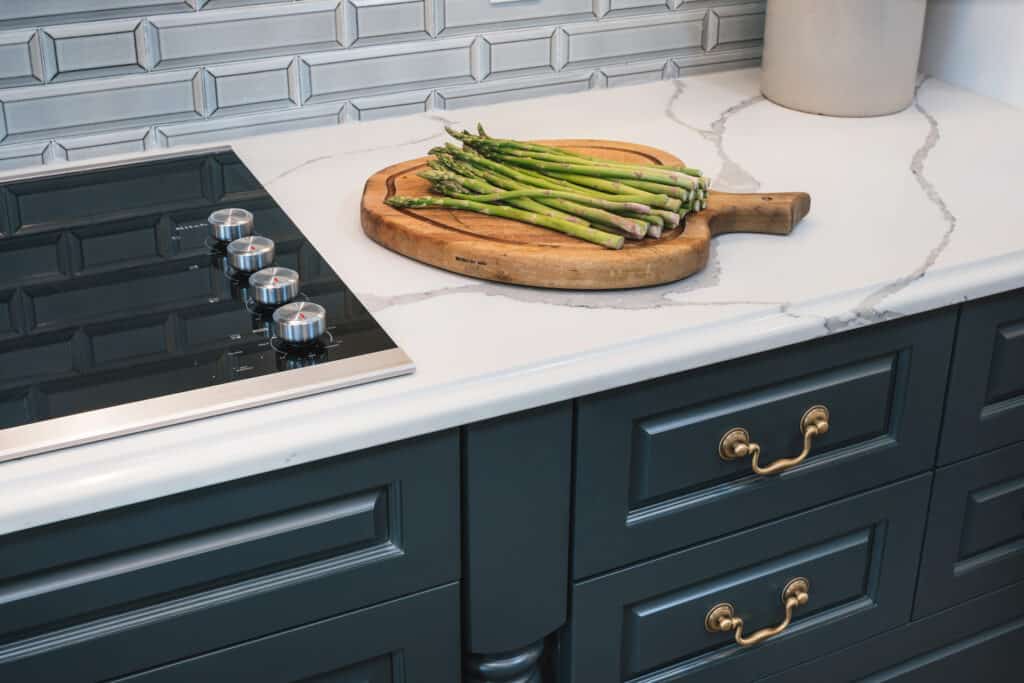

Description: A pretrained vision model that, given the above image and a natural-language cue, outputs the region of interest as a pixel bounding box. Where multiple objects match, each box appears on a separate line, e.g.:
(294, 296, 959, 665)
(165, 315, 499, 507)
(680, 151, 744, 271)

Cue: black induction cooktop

(0, 147, 413, 462)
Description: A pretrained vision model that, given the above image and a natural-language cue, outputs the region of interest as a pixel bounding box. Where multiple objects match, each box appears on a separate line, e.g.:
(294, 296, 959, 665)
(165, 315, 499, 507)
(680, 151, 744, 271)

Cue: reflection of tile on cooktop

(0, 331, 76, 384)
(87, 315, 172, 366)
(8, 157, 211, 235)
(180, 303, 255, 348)
(40, 354, 224, 420)
(271, 248, 301, 274)
(0, 231, 65, 288)
(298, 242, 330, 284)
(0, 388, 32, 429)
(248, 205, 300, 244)
(215, 152, 263, 198)
(71, 215, 163, 274)
(27, 263, 214, 330)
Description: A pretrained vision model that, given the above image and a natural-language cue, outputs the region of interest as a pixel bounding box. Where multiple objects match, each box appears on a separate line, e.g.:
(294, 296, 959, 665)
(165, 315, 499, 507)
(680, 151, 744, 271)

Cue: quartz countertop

(1, 68, 1021, 534)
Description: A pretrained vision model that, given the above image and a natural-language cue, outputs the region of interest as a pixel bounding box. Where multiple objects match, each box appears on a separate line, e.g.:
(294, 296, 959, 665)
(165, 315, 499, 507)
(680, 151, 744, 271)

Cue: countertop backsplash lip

(0, 67, 1021, 536)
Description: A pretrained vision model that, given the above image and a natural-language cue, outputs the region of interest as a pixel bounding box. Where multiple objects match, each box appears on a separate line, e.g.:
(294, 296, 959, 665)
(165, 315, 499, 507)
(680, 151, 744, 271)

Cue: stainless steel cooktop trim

(0, 347, 414, 464)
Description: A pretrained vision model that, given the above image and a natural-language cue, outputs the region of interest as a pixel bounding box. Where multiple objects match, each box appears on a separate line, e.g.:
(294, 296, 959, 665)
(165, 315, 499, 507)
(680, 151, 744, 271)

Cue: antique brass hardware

(704, 577, 810, 647)
(718, 405, 830, 475)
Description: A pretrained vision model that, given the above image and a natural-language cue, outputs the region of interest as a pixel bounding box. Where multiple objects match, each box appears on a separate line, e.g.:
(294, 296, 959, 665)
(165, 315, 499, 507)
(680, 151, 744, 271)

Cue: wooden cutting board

(361, 140, 810, 290)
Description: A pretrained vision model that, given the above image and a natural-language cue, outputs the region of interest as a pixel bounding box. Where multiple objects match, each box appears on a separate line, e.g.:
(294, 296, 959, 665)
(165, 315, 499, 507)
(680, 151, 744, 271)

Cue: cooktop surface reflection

(0, 148, 413, 463)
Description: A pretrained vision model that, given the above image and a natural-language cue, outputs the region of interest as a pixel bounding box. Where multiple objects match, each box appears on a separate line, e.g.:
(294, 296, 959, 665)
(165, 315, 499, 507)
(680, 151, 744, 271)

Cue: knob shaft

(273, 302, 326, 344)
(227, 235, 275, 272)
(249, 267, 300, 305)
(209, 208, 254, 242)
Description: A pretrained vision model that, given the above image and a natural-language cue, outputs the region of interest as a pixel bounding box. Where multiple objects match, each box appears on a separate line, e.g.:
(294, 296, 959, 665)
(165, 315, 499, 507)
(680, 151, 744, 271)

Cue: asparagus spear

(544, 171, 682, 211)
(494, 154, 701, 190)
(436, 154, 650, 238)
(387, 196, 624, 249)
(419, 171, 652, 213)
(458, 131, 707, 181)
(426, 163, 592, 227)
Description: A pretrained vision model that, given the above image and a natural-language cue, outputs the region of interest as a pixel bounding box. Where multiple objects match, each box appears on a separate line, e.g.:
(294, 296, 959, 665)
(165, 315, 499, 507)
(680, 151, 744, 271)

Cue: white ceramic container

(761, 0, 928, 116)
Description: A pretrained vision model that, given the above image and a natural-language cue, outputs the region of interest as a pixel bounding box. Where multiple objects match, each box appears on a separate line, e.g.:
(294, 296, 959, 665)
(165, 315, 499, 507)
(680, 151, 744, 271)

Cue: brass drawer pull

(705, 577, 810, 647)
(719, 405, 830, 475)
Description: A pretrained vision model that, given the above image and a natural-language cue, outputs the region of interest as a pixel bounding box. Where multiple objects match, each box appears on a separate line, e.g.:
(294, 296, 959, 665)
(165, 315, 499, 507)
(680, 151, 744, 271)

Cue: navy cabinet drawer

(940, 288, 1024, 464)
(574, 312, 954, 578)
(565, 474, 931, 683)
(915, 442, 1024, 618)
(0, 431, 459, 681)
(112, 583, 460, 683)
(761, 580, 1024, 682)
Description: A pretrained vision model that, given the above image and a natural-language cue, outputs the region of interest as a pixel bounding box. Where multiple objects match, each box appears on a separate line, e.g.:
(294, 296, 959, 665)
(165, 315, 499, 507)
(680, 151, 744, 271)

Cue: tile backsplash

(0, 0, 764, 170)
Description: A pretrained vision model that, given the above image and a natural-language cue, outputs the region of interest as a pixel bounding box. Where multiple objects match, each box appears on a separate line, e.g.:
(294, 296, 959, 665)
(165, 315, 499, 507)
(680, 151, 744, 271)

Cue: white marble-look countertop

(1, 68, 1021, 534)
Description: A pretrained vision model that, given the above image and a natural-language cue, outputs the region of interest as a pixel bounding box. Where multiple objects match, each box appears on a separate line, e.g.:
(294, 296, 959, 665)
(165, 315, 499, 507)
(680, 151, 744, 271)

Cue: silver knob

(249, 267, 300, 305)
(209, 208, 254, 242)
(273, 302, 326, 344)
(227, 235, 275, 272)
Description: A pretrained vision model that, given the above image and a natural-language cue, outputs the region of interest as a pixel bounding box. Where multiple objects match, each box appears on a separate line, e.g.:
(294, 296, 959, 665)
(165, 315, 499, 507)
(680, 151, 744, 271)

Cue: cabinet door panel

(760, 580, 1024, 682)
(574, 312, 953, 578)
(566, 475, 931, 683)
(0, 432, 459, 681)
(113, 583, 460, 683)
(940, 288, 1024, 464)
(915, 442, 1024, 617)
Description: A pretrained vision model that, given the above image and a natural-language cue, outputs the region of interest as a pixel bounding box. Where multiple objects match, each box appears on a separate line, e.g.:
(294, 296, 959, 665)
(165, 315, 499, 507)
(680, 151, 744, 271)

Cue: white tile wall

(0, 0, 766, 168)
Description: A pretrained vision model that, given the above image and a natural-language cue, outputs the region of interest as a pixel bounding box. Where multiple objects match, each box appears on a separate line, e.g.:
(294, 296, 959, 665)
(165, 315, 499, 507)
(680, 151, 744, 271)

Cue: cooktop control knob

(208, 208, 254, 242)
(249, 267, 300, 305)
(227, 235, 275, 272)
(273, 302, 326, 345)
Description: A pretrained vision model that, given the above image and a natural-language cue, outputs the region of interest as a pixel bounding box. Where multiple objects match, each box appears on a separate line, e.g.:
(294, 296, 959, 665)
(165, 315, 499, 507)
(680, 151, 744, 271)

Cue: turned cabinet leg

(464, 640, 545, 683)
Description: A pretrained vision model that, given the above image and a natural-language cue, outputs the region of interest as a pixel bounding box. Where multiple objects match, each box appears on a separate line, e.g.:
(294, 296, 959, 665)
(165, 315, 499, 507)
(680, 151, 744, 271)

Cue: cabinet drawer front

(566, 475, 931, 683)
(574, 312, 954, 578)
(940, 288, 1024, 464)
(862, 621, 1024, 683)
(915, 442, 1024, 618)
(760, 581, 1024, 682)
(0, 432, 458, 679)
(113, 582, 460, 683)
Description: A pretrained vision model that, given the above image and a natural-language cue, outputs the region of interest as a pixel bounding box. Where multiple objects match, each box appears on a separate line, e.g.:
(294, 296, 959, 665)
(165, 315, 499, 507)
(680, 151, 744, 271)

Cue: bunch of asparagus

(385, 125, 710, 250)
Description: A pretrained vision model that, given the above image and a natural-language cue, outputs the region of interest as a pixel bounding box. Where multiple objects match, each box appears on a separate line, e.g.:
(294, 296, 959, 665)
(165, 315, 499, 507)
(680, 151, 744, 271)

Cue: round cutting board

(361, 140, 810, 290)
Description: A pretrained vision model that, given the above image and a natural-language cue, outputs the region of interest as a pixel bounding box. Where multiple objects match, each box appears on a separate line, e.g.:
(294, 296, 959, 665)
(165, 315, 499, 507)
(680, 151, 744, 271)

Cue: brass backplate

(705, 603, 735, 632)
(718, 428, 750, 461)
(799, 406, 829, 432)
(783, 577, 810, 600)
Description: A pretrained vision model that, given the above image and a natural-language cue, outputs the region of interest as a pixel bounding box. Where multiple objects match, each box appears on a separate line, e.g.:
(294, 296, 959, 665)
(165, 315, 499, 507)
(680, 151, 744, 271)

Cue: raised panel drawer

(914, 442, 1024, 618)
(940, 288, 1024, 464)
(0, 431, 458, 681)
(112, 582, 460, 683)
(565, 474, 932, 683)
(760, 580, 1024, 682)
(574, 312, 954, 578)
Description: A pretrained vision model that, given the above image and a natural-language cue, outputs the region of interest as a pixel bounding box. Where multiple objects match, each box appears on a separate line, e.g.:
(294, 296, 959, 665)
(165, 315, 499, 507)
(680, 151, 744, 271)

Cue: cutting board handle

(705, 191, 811, 237)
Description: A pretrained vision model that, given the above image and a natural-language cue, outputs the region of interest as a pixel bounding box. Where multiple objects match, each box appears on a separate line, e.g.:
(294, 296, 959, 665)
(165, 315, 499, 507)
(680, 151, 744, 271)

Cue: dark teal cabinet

(573, 311, 954, 579)
(940, 289, 1024, 464)
(565, 475, 932, 683)
(915, 442, 1024, 618)
(0, 431, 460, 681)
(761, 580, 1024, 682)
(112, 583, 461, 683)
(2, 290, 1023, 682)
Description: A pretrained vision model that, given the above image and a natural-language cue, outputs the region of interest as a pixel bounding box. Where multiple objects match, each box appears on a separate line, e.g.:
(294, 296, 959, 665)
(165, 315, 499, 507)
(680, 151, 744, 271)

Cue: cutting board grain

(361, 140, 810, 290)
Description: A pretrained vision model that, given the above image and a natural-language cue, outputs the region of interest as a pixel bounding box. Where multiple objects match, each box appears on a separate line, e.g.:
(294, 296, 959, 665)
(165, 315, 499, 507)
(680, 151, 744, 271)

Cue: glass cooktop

(0, 148, 413, 463)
